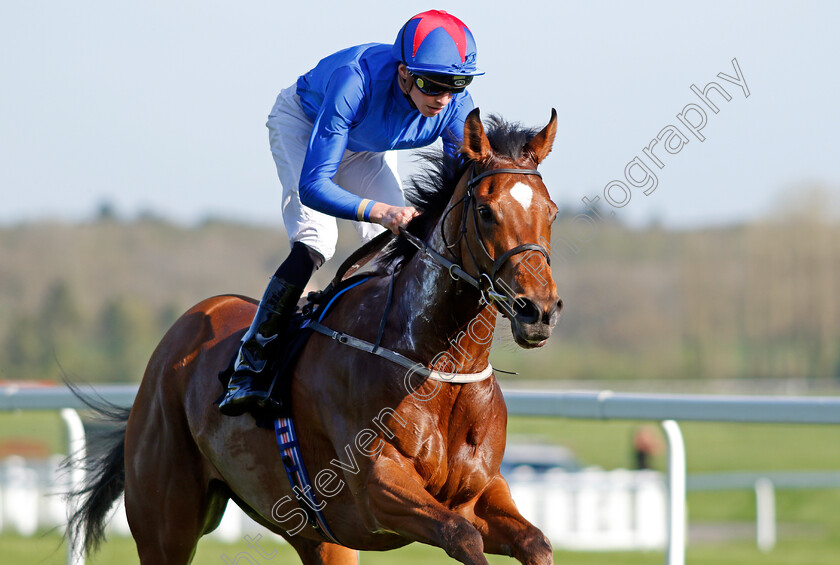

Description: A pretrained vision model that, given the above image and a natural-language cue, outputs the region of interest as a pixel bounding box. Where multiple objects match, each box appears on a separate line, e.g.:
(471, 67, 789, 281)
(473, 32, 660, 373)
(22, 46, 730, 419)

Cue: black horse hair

(63, 378, 130, 556)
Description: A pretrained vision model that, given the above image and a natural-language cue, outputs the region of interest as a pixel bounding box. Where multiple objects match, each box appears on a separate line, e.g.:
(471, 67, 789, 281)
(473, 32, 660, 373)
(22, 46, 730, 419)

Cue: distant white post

(60, 408, 86, 565)
(754, 478, 776, 552)
(661, 420, 686, 565)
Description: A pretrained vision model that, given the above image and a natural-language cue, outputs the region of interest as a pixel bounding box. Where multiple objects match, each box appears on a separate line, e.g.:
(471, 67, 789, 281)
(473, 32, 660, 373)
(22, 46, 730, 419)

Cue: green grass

(0, 411, 67, 455)
(14, 412, 835, 475)
(3, 533, 638, 564)
(6, 411, 838, 474)
(2, 531, 840, 565)
(1, 413, 838, 563)
(505, 417, 840, 473)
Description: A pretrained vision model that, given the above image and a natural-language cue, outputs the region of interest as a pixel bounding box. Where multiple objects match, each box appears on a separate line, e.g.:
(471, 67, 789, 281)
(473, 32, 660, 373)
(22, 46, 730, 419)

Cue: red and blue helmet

(392, 10, 484, 78)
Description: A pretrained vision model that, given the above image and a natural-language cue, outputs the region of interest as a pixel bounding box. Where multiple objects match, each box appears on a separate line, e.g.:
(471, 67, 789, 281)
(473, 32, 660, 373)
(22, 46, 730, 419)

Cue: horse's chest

(396, 416, 498, 503)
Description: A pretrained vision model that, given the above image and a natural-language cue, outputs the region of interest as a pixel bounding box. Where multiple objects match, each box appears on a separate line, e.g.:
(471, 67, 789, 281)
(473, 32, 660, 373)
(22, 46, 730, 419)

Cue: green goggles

(410, 73, 473, 95)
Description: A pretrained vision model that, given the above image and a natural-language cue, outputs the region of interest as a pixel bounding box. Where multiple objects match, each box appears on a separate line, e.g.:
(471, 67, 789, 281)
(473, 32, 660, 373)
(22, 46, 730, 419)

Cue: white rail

(502, 389, 840, 424)
(2, 384, 839, 565)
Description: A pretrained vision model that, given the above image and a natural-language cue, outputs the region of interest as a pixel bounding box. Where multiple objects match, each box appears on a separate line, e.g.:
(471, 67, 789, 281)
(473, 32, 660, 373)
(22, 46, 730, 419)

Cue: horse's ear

(461, 108, 493, 163)
(523, 108, 557, 165)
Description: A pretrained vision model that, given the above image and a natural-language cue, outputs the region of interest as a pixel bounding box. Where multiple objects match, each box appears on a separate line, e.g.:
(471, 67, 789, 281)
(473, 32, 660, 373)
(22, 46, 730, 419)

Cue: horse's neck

(391, 231, 496, 374)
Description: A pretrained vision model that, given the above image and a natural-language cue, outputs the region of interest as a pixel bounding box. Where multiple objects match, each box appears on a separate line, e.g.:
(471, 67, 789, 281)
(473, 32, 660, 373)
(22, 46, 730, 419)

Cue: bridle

(400, 164, 552, 315)
(307, 164, 551, 384)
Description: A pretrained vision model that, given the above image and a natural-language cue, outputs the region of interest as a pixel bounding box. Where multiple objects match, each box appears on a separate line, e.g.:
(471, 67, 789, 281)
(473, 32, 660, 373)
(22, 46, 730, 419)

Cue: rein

(304, 276, 493, 383)
(307, 319, 494, 383)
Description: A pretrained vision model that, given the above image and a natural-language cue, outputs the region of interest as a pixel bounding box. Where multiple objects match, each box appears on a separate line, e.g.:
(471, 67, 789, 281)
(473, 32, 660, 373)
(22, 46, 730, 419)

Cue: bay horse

(69, 108, 563, 565)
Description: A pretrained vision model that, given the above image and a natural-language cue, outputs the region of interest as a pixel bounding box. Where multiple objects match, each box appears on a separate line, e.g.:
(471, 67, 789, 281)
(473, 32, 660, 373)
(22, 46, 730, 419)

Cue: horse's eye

(477, 206, 494, 222)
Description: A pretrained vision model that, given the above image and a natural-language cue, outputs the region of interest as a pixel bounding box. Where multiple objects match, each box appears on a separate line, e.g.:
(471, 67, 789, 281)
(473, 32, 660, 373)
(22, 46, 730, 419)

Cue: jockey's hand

(369, 203, 420, 234)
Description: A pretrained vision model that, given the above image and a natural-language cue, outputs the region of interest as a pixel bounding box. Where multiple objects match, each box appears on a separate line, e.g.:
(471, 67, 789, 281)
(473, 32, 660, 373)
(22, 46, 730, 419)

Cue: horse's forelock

(484, 114, 541, 163)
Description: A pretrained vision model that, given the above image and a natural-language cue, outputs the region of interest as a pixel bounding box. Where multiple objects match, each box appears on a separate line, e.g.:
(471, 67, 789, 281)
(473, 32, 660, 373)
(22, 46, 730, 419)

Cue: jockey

(220, 10, 483, 416)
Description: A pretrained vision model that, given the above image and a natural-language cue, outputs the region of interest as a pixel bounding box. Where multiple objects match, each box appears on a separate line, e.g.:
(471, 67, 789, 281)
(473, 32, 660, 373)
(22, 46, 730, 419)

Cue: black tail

(63, 380, 131, 556)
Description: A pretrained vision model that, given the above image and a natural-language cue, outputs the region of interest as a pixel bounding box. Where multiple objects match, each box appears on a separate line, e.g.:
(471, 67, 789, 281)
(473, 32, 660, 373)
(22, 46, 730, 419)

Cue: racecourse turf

(1, 413, 838, 563)
(3, 529, 840, 565)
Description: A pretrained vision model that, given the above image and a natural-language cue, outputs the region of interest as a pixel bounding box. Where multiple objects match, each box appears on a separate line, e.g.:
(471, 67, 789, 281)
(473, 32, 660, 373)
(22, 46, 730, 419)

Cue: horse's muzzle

(510, 297, 563, 348)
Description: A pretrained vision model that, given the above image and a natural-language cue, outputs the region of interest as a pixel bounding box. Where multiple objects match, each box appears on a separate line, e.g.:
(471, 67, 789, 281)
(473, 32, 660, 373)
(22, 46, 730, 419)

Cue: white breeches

(266, 85, 404, 262)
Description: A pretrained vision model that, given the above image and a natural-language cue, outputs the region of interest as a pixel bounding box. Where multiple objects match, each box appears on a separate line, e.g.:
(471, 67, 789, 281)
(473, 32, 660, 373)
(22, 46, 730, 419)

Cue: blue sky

(2, 1, 839, 227)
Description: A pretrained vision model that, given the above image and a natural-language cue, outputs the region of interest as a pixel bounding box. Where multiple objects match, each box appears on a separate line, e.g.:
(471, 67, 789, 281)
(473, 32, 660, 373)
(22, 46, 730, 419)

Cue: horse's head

(450, 108, 563, 348)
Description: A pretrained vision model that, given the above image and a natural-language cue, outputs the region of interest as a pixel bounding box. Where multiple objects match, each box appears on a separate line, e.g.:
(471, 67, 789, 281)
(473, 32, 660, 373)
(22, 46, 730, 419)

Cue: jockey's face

(398, 65, 454, 118)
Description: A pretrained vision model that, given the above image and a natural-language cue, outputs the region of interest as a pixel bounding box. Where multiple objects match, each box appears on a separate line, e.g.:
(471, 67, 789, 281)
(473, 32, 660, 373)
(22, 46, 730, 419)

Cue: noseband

(400, 164, 552, 313)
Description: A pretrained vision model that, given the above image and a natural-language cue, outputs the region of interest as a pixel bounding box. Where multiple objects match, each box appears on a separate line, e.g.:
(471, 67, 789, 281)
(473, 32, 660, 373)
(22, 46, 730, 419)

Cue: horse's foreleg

(470, 475, 553, 565)
(367, 456, 490, 565)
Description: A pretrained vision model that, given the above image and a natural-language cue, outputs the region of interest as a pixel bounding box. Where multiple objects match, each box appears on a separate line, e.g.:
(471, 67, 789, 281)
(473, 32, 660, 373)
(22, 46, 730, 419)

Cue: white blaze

(510, 182, 533, 210)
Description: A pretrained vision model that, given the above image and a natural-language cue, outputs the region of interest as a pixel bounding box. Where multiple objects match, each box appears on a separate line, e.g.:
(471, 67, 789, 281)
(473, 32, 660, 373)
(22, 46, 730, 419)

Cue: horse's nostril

(540, 299, 563, 325)
(514, 298, 541, 325)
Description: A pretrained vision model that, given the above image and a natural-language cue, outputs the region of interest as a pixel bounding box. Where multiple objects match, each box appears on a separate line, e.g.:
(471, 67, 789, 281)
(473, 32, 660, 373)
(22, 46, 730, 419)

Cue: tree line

(1, 204, 839, 384)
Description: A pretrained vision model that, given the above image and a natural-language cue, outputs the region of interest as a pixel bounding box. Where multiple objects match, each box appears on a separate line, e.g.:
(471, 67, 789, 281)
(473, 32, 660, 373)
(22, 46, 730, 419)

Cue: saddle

(218, 231, 395, 425)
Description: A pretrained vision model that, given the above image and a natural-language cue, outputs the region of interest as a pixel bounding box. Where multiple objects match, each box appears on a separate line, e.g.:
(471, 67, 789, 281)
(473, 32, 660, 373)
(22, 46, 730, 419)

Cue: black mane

(380, 114, 540, 268)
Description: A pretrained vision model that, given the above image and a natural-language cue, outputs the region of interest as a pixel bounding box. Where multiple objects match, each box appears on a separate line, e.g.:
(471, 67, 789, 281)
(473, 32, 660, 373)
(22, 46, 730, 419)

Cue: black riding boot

(219, 276, 303, 416)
